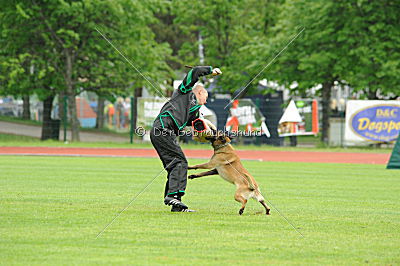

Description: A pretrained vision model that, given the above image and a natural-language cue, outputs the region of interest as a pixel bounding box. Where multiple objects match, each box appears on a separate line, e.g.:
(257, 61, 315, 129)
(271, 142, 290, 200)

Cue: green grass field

(1, 155, 399, 264)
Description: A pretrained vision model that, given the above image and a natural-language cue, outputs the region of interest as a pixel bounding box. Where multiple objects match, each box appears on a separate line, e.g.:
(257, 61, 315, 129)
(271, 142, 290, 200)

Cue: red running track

(0, 146, 390, 165)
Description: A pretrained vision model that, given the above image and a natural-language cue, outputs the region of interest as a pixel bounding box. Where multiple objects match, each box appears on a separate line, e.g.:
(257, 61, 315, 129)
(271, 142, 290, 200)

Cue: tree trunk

(41, 95, 55, 140)
(134, 87, 143, 98)
(22, 95, 30, 120)
(64, 49, 80, 141)
(368, 88, 378, 99)
(96, 95, 105, 129)
(67, 89, 80, 141)
(59, 91, 65, 121)
(321, 81, 332, 144)
(166, 79, 174, 97)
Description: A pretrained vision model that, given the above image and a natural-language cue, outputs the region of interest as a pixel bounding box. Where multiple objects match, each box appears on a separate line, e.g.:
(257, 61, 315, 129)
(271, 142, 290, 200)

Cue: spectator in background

(106, 103, 115, 127)
(123, 97, 131, 128)
(116, 97, 124, 129)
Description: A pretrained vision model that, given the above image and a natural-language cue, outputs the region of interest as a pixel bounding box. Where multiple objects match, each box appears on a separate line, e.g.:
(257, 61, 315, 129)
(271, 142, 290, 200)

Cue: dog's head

(206, 130, 234, 148)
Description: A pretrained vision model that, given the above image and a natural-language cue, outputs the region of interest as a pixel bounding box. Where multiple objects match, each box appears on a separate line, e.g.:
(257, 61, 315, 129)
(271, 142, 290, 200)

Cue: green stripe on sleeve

(179, 83, 186, 93)
(189, 105, 201, 112)
(186, 69, 193, 86)
(160, 111, 188, 130)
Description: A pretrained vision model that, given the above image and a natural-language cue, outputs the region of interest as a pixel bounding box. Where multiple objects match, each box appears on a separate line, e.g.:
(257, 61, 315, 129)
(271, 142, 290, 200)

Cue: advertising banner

(345, 100, 400, 144)
(278, 99, 319, 137)
(137, 97, 218, 131)
(225, 99, 270, 137)
(137, 98, 168, 130)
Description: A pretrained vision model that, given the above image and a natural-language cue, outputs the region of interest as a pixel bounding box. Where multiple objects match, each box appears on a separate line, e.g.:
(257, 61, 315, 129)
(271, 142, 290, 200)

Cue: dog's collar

(214, 141, 230, 150)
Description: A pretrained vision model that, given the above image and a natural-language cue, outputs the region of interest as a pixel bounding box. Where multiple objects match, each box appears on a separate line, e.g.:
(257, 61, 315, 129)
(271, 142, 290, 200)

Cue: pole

(63, 95, 67, 142)
(340, 111, 344, 147)
(130, 96, 134, 144)
(255, 98, 261, 146)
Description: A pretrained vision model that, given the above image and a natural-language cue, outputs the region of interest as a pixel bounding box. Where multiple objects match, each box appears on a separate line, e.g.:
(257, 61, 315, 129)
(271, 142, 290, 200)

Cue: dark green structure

(387, 134, 400, 169)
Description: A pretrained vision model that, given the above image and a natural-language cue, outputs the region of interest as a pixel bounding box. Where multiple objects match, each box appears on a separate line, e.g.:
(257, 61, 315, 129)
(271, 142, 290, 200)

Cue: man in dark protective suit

(150, 66, 222, 212)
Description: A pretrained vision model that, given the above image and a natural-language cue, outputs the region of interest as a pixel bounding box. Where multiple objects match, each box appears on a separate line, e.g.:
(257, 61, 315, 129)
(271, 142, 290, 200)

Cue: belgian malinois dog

(188, 131, 271, 215)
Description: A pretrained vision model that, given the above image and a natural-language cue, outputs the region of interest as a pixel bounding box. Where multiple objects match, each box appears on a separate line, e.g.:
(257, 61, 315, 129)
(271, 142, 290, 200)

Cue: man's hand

(212, 68, 222, 76)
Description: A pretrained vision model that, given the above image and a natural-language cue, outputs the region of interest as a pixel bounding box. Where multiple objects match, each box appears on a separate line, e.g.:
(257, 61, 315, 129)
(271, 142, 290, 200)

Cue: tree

(0, 2, 37, 120)
(250, 0, 400, 143)
(1, 0, 172, 141)
(172, 0, 278, 93)
(1, 1, 61, 140)
(243, 0, 354, 143)
(338, 0, 400, 99)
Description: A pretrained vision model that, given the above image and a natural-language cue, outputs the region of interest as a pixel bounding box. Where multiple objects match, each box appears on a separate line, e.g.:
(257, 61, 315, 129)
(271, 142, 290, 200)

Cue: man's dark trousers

(150, 126, 188, 198)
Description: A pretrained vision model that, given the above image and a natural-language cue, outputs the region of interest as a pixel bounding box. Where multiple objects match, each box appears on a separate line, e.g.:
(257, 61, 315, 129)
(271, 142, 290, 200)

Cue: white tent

(279, 100, 302, 123)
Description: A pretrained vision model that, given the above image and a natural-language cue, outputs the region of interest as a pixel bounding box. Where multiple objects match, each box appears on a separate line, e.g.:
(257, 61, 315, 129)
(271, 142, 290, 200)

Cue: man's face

(196, 88, 208, 105)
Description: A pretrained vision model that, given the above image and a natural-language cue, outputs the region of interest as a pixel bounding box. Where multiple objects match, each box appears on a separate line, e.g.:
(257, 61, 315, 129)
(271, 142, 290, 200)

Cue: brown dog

(188, 132, 271, 215)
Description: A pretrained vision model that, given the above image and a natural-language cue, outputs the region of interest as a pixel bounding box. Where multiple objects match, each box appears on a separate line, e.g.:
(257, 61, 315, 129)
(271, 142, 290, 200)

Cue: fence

(1, 93, 325, 146)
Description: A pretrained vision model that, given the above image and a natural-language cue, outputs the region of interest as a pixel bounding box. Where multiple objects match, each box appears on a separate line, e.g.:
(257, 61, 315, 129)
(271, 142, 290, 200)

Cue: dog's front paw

(188, 175, 197, 179)
(187, 166, 197, 170)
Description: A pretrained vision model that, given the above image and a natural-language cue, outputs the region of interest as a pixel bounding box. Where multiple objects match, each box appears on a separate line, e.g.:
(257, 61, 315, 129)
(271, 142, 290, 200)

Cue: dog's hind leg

(234, 191, 247, 215)
(257, 194, 271, 215)
(254, 191, 271, 215)
(259, 200, 271, 215)
(188, 169, 218, 179)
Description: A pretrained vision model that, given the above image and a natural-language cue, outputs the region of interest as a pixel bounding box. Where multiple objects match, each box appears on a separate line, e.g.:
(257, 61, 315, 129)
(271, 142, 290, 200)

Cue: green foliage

(1, 0, 399, 99)
(1, 0, 173, 97)
(236, 0, 400, 142)
(251, 0, 336, 93)
(339, 1, 400, 97)
(248, 0, 400, 97)
(173, 0, 281, 94)
(0, 0, 174, 140)
(1, 0, 399, 141)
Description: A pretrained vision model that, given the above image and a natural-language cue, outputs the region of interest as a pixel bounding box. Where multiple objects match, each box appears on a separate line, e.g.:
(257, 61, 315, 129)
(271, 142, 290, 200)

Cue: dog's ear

(218, 135, 226, 143)
(205, 136, 216, 141)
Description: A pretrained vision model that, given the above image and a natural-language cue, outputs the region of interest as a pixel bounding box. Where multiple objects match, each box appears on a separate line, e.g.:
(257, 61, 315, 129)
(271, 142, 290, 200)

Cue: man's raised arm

(178, 66, 221, 94)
